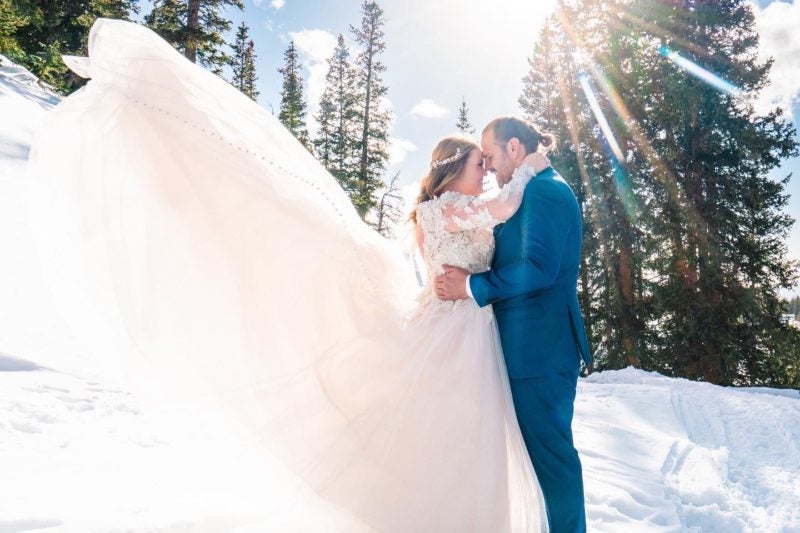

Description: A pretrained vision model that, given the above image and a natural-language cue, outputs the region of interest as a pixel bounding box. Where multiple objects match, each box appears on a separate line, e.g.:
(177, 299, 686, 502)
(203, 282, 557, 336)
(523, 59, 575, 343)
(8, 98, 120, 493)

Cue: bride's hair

(410, 136, 480, 224)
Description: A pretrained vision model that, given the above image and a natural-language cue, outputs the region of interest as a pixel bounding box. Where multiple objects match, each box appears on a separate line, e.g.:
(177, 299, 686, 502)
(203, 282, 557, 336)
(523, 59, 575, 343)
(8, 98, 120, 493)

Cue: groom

(436, 117, 592, 533)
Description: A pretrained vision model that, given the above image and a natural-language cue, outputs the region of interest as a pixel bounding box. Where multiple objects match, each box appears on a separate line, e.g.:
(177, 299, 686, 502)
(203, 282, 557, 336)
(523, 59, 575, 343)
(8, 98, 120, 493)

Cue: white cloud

(289, 29, 337, 66)
(752, 0, 800, 118)
(288, 29, 338, 135)
(410, 98, 448, 119)
(389, 137, 418, 166)
(270, 0, 285, 9)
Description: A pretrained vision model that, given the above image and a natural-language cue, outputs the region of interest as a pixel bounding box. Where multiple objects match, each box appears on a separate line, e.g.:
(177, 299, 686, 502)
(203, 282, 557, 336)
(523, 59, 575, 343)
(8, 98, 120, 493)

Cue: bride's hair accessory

(430, 147, 464, 169)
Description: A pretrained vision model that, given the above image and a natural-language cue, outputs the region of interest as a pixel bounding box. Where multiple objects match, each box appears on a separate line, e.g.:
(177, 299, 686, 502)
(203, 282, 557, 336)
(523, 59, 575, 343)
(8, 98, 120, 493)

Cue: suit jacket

(470, 167, 592, 378)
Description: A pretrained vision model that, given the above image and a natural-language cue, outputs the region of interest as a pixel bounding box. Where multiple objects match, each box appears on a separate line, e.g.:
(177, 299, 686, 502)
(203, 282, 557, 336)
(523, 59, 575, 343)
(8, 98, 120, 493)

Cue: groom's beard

(493, 157, 516, 186)
(496, 170, 514, 187)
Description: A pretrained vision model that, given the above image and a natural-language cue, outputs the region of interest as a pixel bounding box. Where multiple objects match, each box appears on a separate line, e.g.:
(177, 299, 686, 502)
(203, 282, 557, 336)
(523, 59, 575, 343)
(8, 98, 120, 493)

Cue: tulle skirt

(26, 18, 545, 531)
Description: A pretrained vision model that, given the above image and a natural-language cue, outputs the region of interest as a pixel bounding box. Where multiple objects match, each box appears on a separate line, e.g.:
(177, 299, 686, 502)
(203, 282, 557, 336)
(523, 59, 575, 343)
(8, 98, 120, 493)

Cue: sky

(214, 0, 557, 188)
(138, 0, 800, 292)
(749, 0, 800, 296)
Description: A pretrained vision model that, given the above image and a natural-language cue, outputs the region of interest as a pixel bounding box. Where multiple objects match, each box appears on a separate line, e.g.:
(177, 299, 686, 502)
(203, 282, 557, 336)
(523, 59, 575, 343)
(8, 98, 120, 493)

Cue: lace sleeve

(439, 162, 538, 232)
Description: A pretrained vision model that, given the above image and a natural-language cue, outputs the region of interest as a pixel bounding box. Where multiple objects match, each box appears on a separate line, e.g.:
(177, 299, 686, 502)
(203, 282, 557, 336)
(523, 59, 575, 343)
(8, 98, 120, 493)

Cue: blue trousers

(509, 369, 586, 533)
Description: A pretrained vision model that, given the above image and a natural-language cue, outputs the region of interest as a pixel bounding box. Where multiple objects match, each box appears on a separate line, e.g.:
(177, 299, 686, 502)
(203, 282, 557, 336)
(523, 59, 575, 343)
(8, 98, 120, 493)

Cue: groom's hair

(483, 117, 555, 154)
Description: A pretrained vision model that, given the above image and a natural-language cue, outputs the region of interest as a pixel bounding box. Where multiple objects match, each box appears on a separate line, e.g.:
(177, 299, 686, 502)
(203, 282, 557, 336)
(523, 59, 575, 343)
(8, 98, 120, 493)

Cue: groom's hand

(435, 265, 469, 301)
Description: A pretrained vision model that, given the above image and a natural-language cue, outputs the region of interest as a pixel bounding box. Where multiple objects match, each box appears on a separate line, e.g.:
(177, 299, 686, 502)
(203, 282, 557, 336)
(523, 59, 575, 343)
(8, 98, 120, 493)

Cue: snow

(579, 368, 800, 531)
(0, 55, 59, 178)
(2, 55, 799, 532)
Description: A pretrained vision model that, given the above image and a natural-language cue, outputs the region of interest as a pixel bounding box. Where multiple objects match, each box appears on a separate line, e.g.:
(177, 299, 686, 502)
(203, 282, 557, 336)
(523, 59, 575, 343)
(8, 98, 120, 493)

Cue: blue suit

(470, 167, 591, 533)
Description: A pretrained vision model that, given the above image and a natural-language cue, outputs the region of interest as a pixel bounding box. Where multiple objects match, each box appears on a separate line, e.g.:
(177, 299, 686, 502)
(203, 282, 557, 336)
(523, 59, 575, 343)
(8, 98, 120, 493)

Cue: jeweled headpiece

(430, 147, 465, 170)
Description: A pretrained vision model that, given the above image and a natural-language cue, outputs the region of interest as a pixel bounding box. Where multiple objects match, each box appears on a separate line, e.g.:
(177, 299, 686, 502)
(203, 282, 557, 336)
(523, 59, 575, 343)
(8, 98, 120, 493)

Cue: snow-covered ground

(579, 369, 800, 532)
(2, 56, 799, 532)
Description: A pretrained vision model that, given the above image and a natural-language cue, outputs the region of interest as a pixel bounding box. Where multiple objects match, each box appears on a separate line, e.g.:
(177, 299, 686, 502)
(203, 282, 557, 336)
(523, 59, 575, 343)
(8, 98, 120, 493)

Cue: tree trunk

(185, 0, 200, 63)
(359, 36, 373, 215)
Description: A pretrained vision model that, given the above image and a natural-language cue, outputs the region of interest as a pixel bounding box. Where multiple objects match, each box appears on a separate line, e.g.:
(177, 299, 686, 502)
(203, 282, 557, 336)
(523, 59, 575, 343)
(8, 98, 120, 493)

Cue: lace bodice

(414, 162, 538, 307)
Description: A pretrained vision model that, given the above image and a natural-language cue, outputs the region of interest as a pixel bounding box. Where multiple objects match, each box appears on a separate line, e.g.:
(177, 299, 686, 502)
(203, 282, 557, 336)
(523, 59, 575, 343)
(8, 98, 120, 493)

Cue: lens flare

(612, 159, 639, 223)
(553, 5, 708, 243)
(578, 71, 625, 163)
(659, 46, 743, 98)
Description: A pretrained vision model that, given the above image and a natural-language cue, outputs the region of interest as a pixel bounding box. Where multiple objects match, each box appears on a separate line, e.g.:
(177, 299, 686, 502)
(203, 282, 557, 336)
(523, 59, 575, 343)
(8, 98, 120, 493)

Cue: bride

(28, 18, 551, 532)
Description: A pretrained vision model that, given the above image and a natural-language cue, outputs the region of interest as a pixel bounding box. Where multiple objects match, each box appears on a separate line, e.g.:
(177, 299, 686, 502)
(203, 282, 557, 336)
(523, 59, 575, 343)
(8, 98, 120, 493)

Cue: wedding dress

(27, 18, 546, 532)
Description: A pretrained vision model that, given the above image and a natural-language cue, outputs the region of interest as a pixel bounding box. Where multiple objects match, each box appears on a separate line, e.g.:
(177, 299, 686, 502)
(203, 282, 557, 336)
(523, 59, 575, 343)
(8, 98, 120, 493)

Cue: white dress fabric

(27, 19, 546, 532)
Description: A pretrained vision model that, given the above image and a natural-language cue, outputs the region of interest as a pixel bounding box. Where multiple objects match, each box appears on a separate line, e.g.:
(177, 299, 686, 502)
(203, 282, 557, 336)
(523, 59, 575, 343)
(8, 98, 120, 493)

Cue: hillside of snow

(1, 55, 799, 533)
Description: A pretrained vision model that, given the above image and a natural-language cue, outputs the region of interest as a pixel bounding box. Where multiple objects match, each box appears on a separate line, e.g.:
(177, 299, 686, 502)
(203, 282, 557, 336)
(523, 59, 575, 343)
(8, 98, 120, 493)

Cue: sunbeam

(659, 46, 743, 98)
(552, 5, 709, 242)
(578, 71, 625, 162)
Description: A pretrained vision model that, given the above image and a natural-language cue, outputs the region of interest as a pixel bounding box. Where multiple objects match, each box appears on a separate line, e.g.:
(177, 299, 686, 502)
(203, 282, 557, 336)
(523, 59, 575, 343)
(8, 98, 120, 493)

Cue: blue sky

(138, 0, 800, 292)
(218, 0, 553, 181)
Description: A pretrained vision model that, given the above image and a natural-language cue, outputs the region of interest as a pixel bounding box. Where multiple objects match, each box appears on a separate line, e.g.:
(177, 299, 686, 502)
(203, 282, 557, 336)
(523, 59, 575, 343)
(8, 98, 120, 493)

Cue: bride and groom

(31, 18, 592, 533)
(419, 118, 593, 532)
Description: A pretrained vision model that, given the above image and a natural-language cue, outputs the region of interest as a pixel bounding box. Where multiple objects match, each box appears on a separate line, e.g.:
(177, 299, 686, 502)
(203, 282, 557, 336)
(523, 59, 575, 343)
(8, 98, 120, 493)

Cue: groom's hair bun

(484, 117, 556, 154)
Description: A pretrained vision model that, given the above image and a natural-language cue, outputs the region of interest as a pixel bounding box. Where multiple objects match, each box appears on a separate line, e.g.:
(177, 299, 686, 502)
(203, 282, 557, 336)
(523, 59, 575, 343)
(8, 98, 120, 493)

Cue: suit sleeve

(469, 178, 572, 307)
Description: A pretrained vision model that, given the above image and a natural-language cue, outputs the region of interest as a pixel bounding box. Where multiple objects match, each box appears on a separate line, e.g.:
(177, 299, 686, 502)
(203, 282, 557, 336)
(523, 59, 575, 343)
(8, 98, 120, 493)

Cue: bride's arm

(440, 153, 550, 232)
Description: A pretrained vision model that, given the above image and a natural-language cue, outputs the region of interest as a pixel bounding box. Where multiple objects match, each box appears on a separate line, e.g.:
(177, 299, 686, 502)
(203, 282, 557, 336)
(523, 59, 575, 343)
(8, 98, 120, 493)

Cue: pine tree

(586, 0, 647, 371)
(230, 22, 258, 100)
(623, 0, 798, 385)
(522, 0, 799, 386)
(456, 97, 474, 135)
(537, 0, 799, 385)
(145, 0, 244, 75)
(0, 0, 29, 62)
(519, 20, 561, 133)
(314, 34, 360, 198)
(243, 40, 257, 98)
(244, 40, 260, 100)
(5, 0, 139, 92)
(350, 0, 391, 219)
(315, 90, 337, 171)
(144, 0, 182, 53)
(278, 40, 311, 150)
